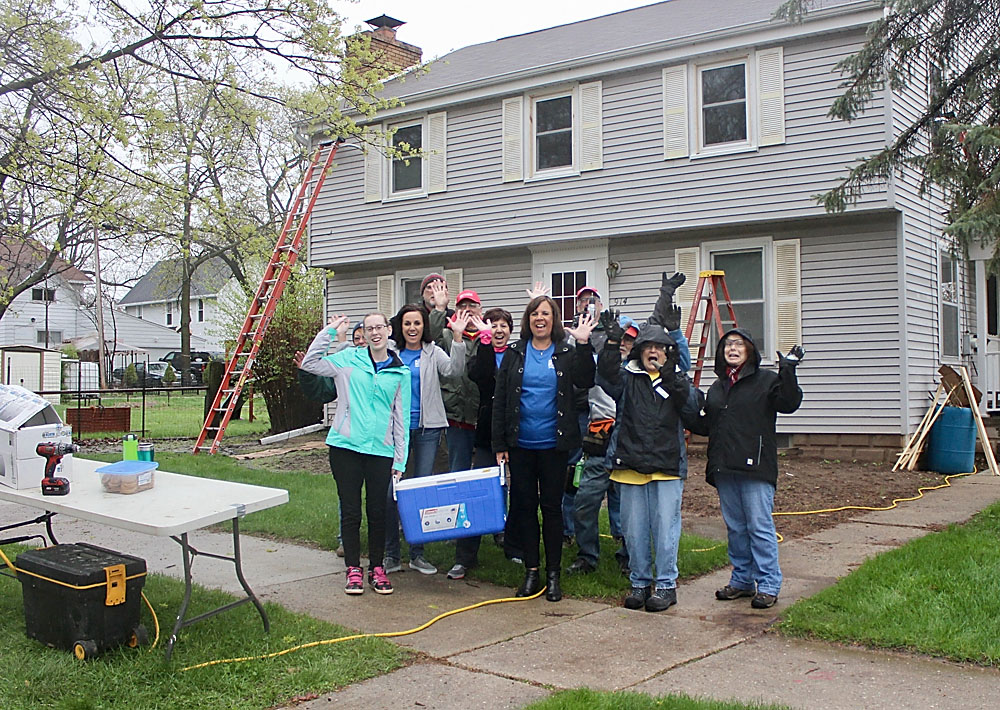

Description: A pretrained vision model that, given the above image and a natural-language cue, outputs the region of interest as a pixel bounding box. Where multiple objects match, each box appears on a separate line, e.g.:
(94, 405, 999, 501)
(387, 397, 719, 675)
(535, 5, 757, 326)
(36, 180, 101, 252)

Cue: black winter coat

(492, 338, 595, 452)
(688, 328, 803, 487)
(468, 341, 502, 451)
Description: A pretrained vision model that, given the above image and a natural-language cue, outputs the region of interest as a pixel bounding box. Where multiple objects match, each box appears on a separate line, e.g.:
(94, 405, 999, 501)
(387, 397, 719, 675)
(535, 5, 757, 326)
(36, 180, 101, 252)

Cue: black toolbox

(16, 543, 148, 659)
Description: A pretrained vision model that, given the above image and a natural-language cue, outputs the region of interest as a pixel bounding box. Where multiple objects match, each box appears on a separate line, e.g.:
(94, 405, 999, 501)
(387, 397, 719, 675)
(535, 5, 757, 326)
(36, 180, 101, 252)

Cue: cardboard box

(0, 383, 74, 490)
(394, 467, 506, 543)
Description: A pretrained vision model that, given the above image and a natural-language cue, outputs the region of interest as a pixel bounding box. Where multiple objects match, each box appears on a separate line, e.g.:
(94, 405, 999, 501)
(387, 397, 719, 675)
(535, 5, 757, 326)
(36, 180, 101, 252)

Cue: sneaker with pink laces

(344, 566, 364, 595)
(368, 565, 393, 595)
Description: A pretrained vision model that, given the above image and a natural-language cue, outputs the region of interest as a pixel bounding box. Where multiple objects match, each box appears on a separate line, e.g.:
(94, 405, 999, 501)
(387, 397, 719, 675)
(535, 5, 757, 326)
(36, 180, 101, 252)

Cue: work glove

(599, 309, 624, 342)
(777, 345, 805, 369)
(649, 272, 685, 328)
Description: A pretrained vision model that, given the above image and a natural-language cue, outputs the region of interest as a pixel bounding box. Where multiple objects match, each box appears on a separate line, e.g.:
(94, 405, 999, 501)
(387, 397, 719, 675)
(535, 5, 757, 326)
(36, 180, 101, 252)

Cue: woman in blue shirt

(492, 295, 595, 601)
(383, 304, 471, 575)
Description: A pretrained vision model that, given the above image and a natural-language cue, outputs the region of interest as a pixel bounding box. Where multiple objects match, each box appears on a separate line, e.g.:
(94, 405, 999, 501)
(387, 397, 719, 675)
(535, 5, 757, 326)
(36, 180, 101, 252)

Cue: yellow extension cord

(0, 466, 979, 670)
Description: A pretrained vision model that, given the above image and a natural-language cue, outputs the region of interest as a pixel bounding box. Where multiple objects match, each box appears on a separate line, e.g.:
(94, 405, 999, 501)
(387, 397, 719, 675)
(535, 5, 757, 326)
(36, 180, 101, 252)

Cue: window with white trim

(940, 250, 960, 359)
(136, 305, 143, 320)
(663, 46, 785, 159)
(197, 299, 204, 322)
(711, 247, 764, 343)
(36, 330, 62, 345)
(165, 301, 173, 326)
(363, 112, 447, 203)
(502, 81, 603, 182)
(376, 267, 463, 320)
(31, 287, 56, 302)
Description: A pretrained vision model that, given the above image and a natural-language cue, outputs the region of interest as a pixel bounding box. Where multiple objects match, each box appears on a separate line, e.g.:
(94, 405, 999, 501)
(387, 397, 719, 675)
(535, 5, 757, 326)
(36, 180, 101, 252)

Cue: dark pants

(328, 446, 393, 569)
(455, 447, 502, 567)
(508, 447, 568, 572)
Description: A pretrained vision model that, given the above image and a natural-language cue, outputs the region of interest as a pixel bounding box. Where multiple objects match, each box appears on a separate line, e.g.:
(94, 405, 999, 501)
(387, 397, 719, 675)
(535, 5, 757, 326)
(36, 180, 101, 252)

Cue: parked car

(159, 351, 219, 383)
(111, 362, 171, 387)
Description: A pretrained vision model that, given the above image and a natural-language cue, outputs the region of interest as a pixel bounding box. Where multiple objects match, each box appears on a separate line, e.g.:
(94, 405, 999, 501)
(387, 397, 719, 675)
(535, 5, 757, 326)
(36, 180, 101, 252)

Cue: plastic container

(926, 406, 976, 474)
(16, 543, 147, 658)
(394, 467, 506, 543)
(95, 460, 158, 494)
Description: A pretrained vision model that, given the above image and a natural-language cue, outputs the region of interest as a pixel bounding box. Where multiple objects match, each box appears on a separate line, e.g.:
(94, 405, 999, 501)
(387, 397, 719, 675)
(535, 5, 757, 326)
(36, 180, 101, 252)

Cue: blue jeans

(619, 478, 684, 589)
(573, 452, 615, 565)
(385, 426, 443, 561)
(446, 426, 476, 472)
(715, 472, 782, 596)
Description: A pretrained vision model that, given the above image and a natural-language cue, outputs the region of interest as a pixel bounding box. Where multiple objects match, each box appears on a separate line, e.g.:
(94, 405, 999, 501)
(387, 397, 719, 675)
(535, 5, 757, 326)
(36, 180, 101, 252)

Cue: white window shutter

(662, 65, 689, 159)
(579, 81, 603, 172)
(363, 128, 383, 203)
(443, 268, 463, 296)
(426, 112, 447, 193)
(756, 47, 785, 147)
(774, 239, 801, 353)
(376, 274, 395, 317)
(502, 96, 524, 182)
(674, 247, 701, 360)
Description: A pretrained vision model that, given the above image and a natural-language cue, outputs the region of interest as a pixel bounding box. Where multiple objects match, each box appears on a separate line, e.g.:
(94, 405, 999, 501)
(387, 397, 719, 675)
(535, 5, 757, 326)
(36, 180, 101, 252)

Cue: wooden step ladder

(683, 270, 739, 388)
(193, 140, 342, 454)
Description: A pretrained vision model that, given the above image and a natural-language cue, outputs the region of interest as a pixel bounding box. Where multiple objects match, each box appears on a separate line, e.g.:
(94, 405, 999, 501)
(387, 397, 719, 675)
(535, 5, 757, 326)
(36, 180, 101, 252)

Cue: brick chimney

(357, 15, 422, 74)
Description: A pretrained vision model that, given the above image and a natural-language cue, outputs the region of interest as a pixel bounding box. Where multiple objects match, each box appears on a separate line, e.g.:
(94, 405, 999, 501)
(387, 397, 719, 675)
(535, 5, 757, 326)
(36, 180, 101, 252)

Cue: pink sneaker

(368, 565, 394, 595)
(345, 566, 364, 595)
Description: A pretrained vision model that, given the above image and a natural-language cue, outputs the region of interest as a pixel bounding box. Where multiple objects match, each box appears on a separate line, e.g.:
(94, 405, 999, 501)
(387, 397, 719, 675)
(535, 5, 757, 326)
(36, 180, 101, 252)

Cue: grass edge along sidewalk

(84, 452, 730, 601)
(777, 499, 1000, 666)
(0, 544, 408, 710)
(524, 688, 791, 710)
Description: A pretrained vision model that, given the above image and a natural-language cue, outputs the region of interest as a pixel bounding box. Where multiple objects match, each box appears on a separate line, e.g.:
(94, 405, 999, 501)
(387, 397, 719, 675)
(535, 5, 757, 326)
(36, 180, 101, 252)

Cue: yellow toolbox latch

(105, 564, 126, 606)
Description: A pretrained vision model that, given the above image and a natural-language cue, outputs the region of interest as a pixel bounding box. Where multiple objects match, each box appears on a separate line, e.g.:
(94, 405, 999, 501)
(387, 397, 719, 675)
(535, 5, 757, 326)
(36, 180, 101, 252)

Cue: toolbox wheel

(73, 640, 98, 660)
(128, 625, 149, 648)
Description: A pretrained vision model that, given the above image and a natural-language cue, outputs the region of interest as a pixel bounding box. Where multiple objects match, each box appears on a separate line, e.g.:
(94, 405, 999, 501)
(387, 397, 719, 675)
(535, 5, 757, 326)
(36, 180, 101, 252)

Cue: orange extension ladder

(193, 140, 342, 454)
(683, 270, 739, 388)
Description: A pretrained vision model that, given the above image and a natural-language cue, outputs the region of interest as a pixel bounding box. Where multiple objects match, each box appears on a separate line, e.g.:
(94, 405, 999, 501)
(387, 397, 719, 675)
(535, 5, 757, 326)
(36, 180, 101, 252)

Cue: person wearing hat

(351, 322, 366, 347)
(438, 289, 486, 475)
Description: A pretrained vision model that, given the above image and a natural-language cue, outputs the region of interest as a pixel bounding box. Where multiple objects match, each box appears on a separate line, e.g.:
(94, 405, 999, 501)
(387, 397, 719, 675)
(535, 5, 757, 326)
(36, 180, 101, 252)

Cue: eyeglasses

(724, 338, 746, 350)
(364, 324, 388, 334)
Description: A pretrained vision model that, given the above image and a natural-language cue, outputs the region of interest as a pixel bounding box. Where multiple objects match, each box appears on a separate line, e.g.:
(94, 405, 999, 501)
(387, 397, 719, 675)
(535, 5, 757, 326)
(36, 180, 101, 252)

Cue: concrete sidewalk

(2, 470, 999, 709)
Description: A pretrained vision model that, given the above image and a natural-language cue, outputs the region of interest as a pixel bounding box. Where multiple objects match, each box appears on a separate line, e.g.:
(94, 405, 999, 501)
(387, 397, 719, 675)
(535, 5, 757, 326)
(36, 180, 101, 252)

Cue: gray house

(306, 0, 977, 452)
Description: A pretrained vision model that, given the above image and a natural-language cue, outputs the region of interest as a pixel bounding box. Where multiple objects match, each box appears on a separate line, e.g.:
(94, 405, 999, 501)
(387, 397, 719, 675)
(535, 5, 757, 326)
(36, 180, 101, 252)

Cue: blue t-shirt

(399, 347, 422, 429)
(494, 349, 506, 370)
(518, 343, 558, 449)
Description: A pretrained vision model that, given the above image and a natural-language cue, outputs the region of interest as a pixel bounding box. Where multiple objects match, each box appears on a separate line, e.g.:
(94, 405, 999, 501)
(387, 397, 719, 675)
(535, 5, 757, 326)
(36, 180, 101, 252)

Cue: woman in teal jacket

(300, 313, 410, 596)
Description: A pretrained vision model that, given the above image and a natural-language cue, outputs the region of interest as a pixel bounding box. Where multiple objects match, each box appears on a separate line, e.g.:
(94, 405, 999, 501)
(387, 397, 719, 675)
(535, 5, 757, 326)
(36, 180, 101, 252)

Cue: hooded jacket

(389, 337, 468, 429)
(492, 337, 595, 452)
(300, 328, 410, 472)
(597, 323, 701, 476)
(688, 327, 803, 487)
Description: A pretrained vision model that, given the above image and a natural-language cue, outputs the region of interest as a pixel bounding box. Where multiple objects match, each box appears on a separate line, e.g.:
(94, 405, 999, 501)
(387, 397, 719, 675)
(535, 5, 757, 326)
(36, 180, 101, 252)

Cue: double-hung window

(166, 301, 173, 326)
(363, 112, 447, 202)
(698, 60, 749, 148)
(389, 121, 423, 194)
(31, 288, 56, 302)
(532, 93, 573, 173)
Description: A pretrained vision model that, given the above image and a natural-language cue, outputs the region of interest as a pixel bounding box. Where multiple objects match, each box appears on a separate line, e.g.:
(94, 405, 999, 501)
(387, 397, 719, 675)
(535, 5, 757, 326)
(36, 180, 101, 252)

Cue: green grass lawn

(525, 689, 790, 710)
(777, 500, 1000, 665)
(57, 392, 270, 440)
(0, 545, 407, 710)
(82, 452, 729, 602)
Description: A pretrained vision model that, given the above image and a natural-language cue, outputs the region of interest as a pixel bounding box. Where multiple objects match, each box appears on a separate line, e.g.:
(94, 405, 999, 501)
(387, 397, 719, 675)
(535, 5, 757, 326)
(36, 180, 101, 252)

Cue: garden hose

(178, 584, 547, 672)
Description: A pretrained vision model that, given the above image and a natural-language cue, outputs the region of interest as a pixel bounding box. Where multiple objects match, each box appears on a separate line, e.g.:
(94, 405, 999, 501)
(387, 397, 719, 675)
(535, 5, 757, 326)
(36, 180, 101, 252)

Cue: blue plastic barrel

(926, 406, 976, 474)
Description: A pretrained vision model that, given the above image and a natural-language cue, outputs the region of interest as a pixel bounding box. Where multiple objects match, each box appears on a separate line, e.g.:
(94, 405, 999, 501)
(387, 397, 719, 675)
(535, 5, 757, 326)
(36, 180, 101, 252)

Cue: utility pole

(93, 223, 106, 389)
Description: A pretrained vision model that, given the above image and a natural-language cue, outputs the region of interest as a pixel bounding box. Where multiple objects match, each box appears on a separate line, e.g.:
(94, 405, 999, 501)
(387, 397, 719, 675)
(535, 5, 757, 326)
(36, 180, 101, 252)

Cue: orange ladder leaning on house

(683, 270, 739, 388)
(193, 139, 343, 454)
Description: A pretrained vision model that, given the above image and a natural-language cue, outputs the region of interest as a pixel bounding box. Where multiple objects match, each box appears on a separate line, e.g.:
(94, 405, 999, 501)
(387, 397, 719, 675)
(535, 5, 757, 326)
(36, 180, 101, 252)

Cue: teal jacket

(300, 328, 410, 472)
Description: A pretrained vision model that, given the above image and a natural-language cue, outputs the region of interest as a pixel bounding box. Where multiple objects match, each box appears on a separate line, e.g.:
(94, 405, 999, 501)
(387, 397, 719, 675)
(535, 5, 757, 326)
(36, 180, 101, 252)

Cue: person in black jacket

(688, 328, 803, 610)
(493, 295, 596, 601)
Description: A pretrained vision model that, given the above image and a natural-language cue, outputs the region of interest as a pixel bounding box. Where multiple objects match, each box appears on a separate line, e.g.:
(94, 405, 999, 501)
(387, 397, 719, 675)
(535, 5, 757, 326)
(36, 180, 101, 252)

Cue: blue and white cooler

(394, 465, 506, 544)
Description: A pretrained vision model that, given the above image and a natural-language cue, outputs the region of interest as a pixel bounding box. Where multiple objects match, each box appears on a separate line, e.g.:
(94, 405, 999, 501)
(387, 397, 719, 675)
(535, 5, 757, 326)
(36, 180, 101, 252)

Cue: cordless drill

(36, 442, 78, 496)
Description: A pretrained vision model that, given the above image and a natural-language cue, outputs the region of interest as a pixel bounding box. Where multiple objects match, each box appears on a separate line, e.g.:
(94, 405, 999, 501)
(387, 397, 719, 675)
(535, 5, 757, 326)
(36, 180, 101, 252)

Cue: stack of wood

(894, 365, 999, 475)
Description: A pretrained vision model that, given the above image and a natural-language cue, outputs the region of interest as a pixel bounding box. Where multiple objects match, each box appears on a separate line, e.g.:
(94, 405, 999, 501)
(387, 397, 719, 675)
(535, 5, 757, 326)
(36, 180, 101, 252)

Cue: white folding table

(0, 457, 289, 659)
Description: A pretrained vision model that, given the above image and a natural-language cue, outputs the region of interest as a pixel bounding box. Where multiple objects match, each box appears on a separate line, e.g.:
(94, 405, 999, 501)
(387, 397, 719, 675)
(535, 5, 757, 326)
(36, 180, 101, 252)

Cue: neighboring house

(0, 242, 93, 348)
(69, 310, 214, 366)
(305, 0, 982, 447)
(117, 256, 237, 350)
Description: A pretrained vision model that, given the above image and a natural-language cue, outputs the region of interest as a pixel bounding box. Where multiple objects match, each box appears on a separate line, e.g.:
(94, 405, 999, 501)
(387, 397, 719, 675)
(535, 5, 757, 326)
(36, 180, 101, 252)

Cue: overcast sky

(335, 1, 664, 60)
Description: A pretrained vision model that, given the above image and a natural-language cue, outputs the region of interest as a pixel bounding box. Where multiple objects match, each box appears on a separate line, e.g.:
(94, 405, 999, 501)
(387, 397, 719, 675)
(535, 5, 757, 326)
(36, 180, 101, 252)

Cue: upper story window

(533, 93, 573, 173)
(136, 305, 143, 320)
(663, 47, 785, 160)
(363, 112, 447, 203)
(502, 81, 603, 182)
(166, 301, 173, 326)
(32, 288, 56, 302)
(699, 60, 748, 148)
(197, 299, 205, 323)
(390, 121, 423, 194)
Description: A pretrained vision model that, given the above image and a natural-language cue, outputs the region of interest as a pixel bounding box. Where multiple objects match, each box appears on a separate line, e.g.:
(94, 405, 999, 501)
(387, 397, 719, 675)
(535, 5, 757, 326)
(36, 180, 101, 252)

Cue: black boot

(545, 570, 562, 602)
(515, 568, 542, 597)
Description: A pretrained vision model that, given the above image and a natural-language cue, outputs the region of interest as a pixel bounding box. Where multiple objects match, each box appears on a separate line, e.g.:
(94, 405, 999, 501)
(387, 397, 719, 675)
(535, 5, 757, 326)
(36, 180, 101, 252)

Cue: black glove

(777, 345, 805, 369)
(599, 309, 624, 342)
(662, 341, 681, 374)
(663, 304, 681, 332)
(661, 271, 686, 300)
(650, 271, 686, 327)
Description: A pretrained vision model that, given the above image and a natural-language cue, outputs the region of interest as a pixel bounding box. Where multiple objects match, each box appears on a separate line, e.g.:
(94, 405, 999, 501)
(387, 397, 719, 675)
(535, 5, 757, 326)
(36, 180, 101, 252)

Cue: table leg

(164, 520, 270, 660)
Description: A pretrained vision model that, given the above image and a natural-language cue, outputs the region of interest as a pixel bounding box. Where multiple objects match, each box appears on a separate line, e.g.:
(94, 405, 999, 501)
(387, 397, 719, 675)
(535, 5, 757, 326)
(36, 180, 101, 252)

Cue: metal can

(137, 442, 155, 462)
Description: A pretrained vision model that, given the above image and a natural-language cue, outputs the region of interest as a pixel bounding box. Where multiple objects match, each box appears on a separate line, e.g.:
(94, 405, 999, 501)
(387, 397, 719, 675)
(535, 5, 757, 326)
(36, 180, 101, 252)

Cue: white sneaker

(446, 564, 467, 580)
(382, 557, 402, 573)
(409, 556, 437, 575)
